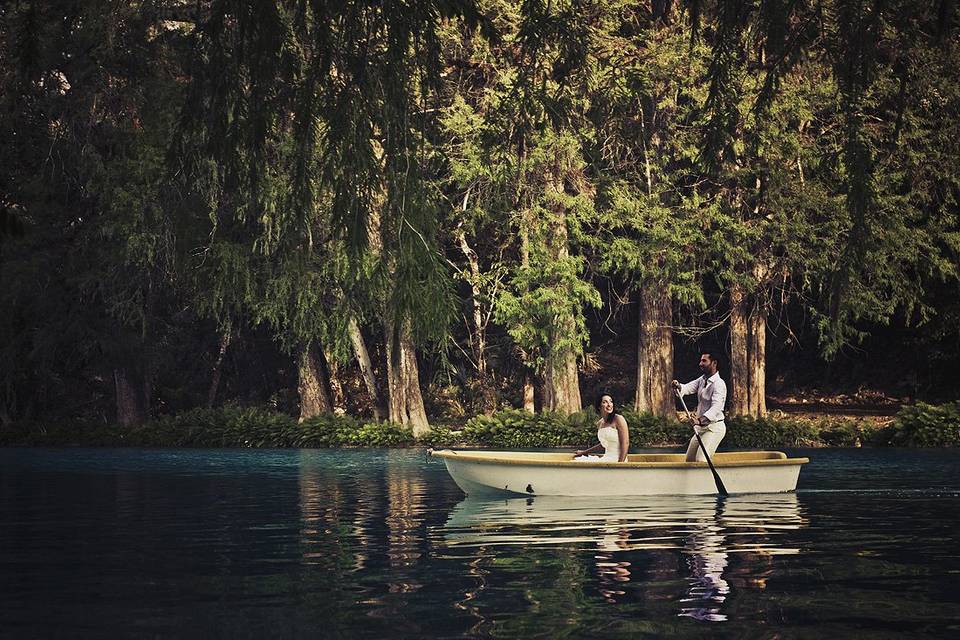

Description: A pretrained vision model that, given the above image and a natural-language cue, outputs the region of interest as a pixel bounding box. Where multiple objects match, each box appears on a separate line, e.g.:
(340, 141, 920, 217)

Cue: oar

(676, 389, 728, 496)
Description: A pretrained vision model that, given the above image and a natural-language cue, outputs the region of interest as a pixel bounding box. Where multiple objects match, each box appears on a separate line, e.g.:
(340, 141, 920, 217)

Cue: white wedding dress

(574, 424, 621, 462)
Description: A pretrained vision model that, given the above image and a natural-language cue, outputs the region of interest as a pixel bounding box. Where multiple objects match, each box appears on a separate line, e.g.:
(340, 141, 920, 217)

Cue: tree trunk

(455, 219, 497, 413)
(523, 373, 536, 413)
(206, 328, 231, 409)
(729, 284, 767, 417)
(454, 199, 488, 377)
(114, 368, 145, 427)
(348, 317, 385, 420)
(365, 166, 427, 432)
(298, 344, 332, 422)
(748, 300, 768, 417)
(635, 279, 675, 417)
(543, 342, 581, 413)
(729, 284, 750, 417)
(541, 177, 582, 415)
(385, 318, 430, 437)
(0, 383, 11, 425)
(518, 192, 538, 414)
(323, 347, 348, 415)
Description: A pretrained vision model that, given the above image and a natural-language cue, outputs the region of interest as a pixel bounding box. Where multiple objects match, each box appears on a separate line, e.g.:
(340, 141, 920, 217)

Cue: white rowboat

(430, 450, 809, 496)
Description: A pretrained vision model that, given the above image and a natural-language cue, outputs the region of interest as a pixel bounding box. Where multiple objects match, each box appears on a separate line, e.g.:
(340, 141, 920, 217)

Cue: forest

(2, 0, 958, 439)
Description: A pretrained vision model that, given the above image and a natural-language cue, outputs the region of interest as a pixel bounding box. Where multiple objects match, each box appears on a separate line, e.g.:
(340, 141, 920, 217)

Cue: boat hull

(430, 450, 808, 496)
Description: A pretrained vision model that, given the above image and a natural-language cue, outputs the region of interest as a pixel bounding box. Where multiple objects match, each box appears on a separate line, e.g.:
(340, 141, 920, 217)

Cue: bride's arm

(616, 416, 629, 462)
(575, 442, 603, 457)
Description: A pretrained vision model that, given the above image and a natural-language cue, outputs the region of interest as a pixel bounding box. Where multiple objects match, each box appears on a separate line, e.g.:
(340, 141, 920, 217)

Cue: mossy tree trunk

(206, 328, 232, 409)
(542, 179, 582, 414)
(747, 295, 768, 417)
(298, 344, 333, 422)
(114, 367, 146, 427)
(348, 317, 385, 420)
(385, 318, 429, 437)
(729, 283, 768, 417)
(635, 279, 675, 417)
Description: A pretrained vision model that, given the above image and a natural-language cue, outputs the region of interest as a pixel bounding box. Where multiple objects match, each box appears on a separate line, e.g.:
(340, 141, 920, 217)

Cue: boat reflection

(441, 493, 805, 619)
(443, 493, 803, 548)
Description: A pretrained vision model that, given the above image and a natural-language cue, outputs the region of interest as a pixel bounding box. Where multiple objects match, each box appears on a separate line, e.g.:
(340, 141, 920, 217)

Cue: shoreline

(1, 402, 954, 449)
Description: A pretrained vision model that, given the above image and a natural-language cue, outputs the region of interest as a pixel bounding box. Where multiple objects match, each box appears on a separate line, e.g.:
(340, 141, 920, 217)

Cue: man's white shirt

(679, 372, 727, 423)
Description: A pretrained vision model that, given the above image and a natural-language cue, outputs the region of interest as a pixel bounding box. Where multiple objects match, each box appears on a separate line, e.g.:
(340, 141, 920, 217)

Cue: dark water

(2, 448, 960, 639)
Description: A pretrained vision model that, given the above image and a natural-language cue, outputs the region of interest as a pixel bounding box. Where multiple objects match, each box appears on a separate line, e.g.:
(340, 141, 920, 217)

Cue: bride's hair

(594, 392, 617, 423)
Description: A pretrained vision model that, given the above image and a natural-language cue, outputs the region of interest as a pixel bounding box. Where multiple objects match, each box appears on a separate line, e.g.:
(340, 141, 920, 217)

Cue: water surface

(2, 447, 959, 638)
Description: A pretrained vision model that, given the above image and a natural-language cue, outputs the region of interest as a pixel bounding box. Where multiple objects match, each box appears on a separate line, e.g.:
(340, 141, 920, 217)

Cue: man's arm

(678, 377, 701, 397)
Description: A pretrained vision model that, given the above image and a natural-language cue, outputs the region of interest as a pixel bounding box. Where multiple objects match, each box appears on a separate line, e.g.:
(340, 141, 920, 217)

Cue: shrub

(4, 402, 956, 449)
(417, 425, 457, 448)
(292, 415, 422, 447)
(341, 421, 418, 447)
(617, 407, 690, 446)
(724, 415, 818, 448)
(459, 409, 584, 448)
(811, 418, 863, 447)
(454, 408, 688, 449)
(294, 414, 358, 447)
(886, 402, 960, 447)
(133, 405, 297, 447)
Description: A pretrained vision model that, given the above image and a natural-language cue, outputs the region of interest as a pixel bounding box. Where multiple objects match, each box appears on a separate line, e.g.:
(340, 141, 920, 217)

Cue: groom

(672, 352, 728, 462)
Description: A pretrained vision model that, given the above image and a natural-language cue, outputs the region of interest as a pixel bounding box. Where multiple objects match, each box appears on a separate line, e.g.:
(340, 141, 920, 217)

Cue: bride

(573, 393, 630, 463)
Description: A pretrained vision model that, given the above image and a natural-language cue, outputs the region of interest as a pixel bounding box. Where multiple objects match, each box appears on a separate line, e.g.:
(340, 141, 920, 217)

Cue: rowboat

(429, 450, 809, 496)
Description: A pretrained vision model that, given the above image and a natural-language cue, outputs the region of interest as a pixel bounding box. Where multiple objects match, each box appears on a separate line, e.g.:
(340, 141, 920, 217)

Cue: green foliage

(0, 0, 187, 423)
(2, 0, 959, 429)
(1, 405, 955, 450)
(619, 409, 694, 446)
(459, 409, 585, 448)
(418, 425, 458, 448)
(0, 408, 425, 448)
(457, 408, 688, 448)
(885, 402, 960, 447)
(724, 416, 820, 448)
(814, 420, 865, 447)
(136, 406, 297, 447)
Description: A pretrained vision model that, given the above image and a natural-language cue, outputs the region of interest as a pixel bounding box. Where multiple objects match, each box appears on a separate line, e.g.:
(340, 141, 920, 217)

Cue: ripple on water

(2, 447, 960, 638)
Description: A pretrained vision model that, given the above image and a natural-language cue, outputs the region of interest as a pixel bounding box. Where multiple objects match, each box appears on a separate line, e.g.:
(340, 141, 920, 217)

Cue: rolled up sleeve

(679, 378, 702, 397)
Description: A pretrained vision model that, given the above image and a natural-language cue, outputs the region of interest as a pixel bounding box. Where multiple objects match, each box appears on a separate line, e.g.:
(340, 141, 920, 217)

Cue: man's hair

(701, 350, 722, 368)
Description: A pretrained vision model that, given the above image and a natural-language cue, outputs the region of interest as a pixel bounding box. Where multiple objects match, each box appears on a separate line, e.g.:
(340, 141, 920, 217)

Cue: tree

(0, 0, 188, 425)
(439, 1, 602, 415)
(171, 0, 483, 433)
(583, 3, 708, 417)
(815, 0, 960, 361)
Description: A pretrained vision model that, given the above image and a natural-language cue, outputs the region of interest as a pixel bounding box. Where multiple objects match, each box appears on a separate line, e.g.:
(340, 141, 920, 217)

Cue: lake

(2, 448, 959, 638)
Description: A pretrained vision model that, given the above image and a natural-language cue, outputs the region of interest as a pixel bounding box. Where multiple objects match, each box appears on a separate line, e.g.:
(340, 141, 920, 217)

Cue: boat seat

(625, 451, 787, 463)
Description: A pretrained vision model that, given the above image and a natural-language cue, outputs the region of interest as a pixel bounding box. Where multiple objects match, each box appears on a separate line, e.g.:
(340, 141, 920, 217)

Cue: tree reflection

(386, 450, 427, 571)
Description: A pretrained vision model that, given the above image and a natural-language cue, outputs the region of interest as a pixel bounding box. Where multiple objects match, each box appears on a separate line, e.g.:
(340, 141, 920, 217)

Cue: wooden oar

(676, 389, 729, 496)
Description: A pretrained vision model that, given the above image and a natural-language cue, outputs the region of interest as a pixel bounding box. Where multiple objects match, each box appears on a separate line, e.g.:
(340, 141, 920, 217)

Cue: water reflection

(386, 450, 427, 572)
(595, 528, 632, 603)
(4, 449, 960, 638)
(679, 499, 729, 622)
(441, 493, 805, 622)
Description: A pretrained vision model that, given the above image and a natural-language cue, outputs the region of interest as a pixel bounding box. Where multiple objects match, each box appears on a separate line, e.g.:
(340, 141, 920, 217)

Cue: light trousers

(685, 422, 726, 462)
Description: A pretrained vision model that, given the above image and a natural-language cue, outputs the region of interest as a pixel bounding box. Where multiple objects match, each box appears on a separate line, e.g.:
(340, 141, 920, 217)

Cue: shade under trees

(1, 0, 957, 429)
